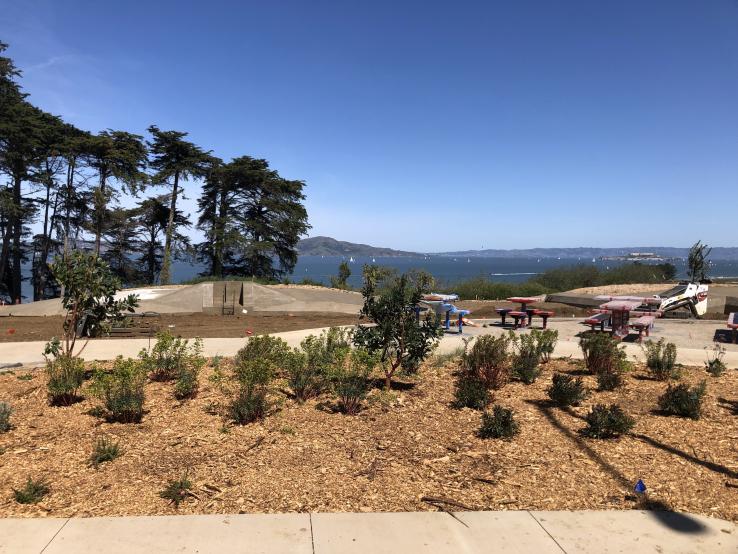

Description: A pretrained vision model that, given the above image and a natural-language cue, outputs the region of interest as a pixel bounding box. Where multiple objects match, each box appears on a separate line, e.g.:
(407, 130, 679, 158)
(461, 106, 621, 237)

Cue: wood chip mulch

(0, 357, 736, 520)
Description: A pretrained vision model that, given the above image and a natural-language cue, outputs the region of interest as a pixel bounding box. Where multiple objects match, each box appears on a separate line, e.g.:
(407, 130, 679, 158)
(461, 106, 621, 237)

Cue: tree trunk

(94, 170, 107, 256)
(34, 165, 53, 300)
(160, 171, 179, 285)
(213, 187, 227, 277)
(11, 174, 22, 303)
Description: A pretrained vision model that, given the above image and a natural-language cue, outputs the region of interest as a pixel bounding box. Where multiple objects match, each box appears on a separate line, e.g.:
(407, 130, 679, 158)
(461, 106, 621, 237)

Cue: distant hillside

(438, 246, 738, 260)
(297, 236, 420, 257)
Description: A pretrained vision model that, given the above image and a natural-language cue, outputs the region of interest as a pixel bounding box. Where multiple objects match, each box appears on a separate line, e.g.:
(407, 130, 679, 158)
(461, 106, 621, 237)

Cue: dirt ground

(0, 313, 360, 343)
(1, 356, 736, 520)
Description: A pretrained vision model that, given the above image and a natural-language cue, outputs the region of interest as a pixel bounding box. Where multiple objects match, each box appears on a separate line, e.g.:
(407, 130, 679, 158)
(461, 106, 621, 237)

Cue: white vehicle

(653, 282, 709, 317)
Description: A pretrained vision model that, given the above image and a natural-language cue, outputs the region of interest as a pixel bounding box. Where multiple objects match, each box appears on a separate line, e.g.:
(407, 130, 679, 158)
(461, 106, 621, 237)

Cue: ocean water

(171, 255, 738, 288)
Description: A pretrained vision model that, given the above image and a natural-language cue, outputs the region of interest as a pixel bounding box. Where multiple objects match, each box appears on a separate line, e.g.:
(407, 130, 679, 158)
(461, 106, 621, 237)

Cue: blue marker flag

(634, 479, 646, 494)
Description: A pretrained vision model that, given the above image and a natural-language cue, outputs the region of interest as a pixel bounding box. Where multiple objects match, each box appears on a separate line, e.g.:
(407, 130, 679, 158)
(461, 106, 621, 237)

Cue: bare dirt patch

(1, 356, 736, 520)
(0, 312, 359, 343)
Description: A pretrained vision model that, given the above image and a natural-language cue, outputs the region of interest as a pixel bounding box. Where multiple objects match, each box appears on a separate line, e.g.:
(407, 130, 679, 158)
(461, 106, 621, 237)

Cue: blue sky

(2, 0, 737, 251)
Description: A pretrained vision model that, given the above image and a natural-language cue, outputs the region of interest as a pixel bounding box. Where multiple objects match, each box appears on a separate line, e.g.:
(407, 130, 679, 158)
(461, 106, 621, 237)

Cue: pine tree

(147, 126, 210, 284)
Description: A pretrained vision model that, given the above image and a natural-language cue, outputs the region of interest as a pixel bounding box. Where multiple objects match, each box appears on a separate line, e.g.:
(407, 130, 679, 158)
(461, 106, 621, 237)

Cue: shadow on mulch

(717, 397, 738, 415)
(524, 399, 709, 535)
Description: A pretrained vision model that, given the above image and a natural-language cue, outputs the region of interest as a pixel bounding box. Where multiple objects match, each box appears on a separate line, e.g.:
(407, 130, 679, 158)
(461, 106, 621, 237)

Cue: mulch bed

(0, 356, 736, 520)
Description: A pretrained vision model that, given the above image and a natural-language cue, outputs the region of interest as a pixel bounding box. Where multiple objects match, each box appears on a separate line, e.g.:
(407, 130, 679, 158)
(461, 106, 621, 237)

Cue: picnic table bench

(583, 312, 611, 332)
(728, 312, 738, 344)
(630, 315, 656, 342)
(108, 312, 161, 337)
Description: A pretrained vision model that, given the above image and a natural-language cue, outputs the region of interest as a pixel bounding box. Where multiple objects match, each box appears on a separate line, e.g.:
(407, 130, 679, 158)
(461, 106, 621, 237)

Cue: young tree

(147, 126, 210, 284)
(688, 241, 712, 283)
(85, 130, 148, 255)
(353, 265, 442, 390)
(47, 251, 138, 359)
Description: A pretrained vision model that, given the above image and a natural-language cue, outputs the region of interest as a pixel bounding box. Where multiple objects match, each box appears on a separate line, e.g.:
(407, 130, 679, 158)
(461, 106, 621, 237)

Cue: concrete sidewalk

(1, 319, 736, 367)
(1, 510, 735, 553)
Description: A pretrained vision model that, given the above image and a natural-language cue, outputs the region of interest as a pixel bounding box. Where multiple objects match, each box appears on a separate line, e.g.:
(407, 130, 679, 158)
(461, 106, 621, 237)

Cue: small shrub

(160, 472, 193, 507)
(478, 405, 519, 439)
(532, 329, 558, 363)
(596, 368, 624, 391)
(547, 373, 587, 407)
(0, 401, 11, 432)
(705, 344, 727, 377)
(462, 334, 511, 390)
(582, 404, 634, 438)
(141, 333, 205, 399)
(329, 348, 375, 415)
(216, 335, 290, 424)
(90, 357, 147, 423)
(453, 375, 490, 410)
(90, 436, 122, 467)
(234, 335, 290, 377)
(580, 332, 620, 374)
(13, 477, 50, 504)
(510, 332, 541, 384)
(286, 329, 351, 402)
(46, 354, 86, 405)
(658, 381, 707, 420)
(644, 339, 679, 380)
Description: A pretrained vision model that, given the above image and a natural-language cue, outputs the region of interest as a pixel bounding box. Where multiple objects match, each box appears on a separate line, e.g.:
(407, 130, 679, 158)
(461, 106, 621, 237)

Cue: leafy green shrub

(533, 329, 558, 363)
(90, 436, 122, 467)
(547, 373, 587, 407)
(13, 477, 50, 504)
(658, 381, 707, 420)
(582, 404, 634, 438)
(510, 332, 541, 384)
(462, 334, 511, 390)
(329, 348, 376, 415)
(0, 401, 11, 432)
(580, 332, 629, 390)
(453, 375, 490, 410)
(705, 344, 727, 377)
(580, 332, 620, 373)
(90, 357, 147, 423)
(216, 336, 290, 424)
(160, 472, 193, 507)
(45, 353, 86, 405)
(644, 339, 679, 380)
(478, 405, 519, 439)
(140, 332, 205, 388)
(287, 328, 353, 402)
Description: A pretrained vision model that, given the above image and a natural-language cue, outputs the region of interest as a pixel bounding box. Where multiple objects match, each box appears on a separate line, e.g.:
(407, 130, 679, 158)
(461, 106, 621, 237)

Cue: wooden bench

(583, 313, 611, 331)
(108, 312, 161, 338)
(630, 315, 656, 342)
(728, 312, 738, 344)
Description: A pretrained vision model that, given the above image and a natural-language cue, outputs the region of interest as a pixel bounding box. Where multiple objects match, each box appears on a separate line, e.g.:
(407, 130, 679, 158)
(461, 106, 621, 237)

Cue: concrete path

(0, 510, 735, 553)
(1, 319, 737, 367)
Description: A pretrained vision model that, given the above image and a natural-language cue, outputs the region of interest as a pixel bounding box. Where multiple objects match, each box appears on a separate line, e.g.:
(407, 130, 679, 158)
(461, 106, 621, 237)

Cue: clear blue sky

(3, 0, 737, 251)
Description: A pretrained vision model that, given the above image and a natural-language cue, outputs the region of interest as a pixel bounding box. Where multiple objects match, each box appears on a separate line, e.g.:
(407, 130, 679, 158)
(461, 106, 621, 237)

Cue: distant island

(297, 237, 738, 260)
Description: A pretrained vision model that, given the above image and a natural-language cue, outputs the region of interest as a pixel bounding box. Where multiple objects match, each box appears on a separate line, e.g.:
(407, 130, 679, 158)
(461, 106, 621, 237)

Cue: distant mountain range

(298, 237, 738, 260)
(297, 236, 419, 257)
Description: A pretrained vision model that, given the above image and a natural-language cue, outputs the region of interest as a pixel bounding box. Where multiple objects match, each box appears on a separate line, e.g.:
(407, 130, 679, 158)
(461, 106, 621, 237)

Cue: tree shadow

(526, 399, 708, 534)
(368, 378, 416, 391)
(717, 397, 738, 415)
(631, 432, 738, 480)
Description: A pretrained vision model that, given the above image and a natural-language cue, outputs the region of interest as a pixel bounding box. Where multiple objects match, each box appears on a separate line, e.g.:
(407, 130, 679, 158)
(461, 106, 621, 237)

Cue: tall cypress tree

(147, 126, 209, 284)
(85, 130, 148, 255)
(135, 195, 190, 284)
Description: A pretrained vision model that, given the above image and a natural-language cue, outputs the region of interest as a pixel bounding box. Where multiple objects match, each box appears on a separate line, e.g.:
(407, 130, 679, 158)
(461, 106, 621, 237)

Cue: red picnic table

(496, 296, 554, 329)
(583, 296, 662, 341)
